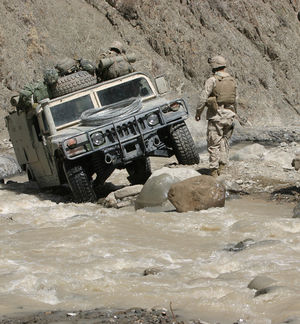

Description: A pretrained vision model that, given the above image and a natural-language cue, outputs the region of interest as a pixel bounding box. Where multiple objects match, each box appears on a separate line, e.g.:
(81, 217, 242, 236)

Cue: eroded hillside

(0, 0, 299, 135)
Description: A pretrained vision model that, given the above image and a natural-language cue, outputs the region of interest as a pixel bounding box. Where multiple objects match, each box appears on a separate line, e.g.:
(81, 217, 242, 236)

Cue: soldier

(195, 55, 237, 177)
(97, 41, 135, 81)
(16, 68, 58, 111)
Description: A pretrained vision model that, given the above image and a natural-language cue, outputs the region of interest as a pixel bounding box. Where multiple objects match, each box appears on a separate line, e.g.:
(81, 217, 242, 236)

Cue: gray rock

(292, 152, 300, 171)
(150, 167, 200, 182)
(293, 202, 300, 218)
(0, 154, 21, 179)
(114, 185, 143, 199)
(248, 275, 276, 290)
(143, 267, 162, 276)
(135, 173, 179, 210)
(230, 143, 266, 161)
(224, 238, 255, 252)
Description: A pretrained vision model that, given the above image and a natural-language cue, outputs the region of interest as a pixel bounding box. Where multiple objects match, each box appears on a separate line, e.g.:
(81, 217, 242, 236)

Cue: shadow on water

(271, 185, 300, 202)
(1, 176, 128, 204)
(0, 177, 72, 204)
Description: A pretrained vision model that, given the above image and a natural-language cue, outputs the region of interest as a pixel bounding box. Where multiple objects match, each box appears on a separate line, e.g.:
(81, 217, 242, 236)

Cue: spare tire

(51, 71, 97, 98)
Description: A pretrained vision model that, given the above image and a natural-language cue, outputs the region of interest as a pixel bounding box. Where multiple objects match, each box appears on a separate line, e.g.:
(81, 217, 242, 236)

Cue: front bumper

(61, 99, 189, 165)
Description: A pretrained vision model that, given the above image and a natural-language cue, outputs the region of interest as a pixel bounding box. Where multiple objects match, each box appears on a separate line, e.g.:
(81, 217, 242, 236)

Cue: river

(0, 162, 299, 324)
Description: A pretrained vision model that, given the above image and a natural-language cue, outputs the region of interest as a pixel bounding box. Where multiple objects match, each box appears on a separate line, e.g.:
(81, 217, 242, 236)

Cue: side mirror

(155, 75, 169, 94)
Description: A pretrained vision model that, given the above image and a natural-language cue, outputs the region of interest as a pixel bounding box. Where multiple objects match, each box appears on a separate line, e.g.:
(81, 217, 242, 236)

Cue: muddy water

(0, 174, 299, 324)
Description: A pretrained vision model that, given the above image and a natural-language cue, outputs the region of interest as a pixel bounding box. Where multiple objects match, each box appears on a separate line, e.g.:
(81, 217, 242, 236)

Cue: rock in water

(135, 173, 179, 209)
(168, 175, 226, 212)
(293, 201, 300, 218)
(0, 155, 21, 179)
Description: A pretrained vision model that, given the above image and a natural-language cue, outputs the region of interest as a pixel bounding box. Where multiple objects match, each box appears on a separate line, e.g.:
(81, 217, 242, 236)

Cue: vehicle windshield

(50, 95, 94, 127)
(97, 77, 154, 106)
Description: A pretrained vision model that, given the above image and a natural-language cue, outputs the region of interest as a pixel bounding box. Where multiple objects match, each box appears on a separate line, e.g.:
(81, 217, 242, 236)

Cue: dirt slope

(0, 0, 299, 137)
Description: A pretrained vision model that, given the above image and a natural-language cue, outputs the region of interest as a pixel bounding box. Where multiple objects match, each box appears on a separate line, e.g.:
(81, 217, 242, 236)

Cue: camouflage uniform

(196, 66, 237, 173)
(97, 42, 134, 81)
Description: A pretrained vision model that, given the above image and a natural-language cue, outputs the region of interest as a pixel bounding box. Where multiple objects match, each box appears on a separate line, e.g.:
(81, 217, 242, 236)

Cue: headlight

(91, 132, 105, 146)
(147, 113, 159, 126)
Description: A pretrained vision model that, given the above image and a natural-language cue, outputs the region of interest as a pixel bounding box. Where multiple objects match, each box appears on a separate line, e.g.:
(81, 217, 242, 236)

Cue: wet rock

(167, 175, 226, 212)
(264, 150, 294, 169)
(254, 285, 286, 297)
(150, 167, 200, 181)
(114, 185, 143, 200)
(224, 238, 255, 252)
(293, 201, 300, 218)
(247, 275, 276, 291)
(143, 267, 161, 276)
(102, 191, 117, 207)
(292, 151, 300, 171)
(280, 318, 300, 324)
(102, 185, 143, 208)
(0, 154, 21, 179)
(135, 173, 179, 210)
(230, 143, 266, 161)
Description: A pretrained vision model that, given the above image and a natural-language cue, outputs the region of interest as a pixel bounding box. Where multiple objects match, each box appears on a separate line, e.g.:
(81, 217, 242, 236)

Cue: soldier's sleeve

(197, 76, 216, 110)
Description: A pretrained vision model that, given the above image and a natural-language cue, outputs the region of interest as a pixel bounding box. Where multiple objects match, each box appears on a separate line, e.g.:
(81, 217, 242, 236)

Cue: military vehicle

(6, 71, 199, 202)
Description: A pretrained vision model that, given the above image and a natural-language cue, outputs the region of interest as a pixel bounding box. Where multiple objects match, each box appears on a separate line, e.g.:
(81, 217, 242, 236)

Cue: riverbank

(1, 307, 200, 324)
(0, 128, 300, 324)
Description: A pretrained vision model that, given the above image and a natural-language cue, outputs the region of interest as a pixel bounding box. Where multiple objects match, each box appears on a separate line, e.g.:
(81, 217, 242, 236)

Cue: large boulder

(134, 167, 200, 210)
(168, 175, 226, 212)
(135, 173, 179, 210)
(150, 167, 200, 181)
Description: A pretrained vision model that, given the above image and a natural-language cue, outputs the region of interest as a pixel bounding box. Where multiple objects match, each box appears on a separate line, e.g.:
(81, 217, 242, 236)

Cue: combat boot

(218, 163, 226, 175)
(210, 168, 218, 177)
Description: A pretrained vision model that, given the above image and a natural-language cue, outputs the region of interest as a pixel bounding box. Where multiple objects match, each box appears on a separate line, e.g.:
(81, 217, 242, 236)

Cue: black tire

(64, 164, 97, 203)
(169, 122, 199, 165)
(26, 167, 35, 181)
(126, 157, 152, 185)
(52, 71, 97, 98)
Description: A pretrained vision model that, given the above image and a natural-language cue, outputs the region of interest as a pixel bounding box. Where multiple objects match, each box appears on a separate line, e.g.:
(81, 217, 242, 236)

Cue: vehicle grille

(105, 118, 147, 143)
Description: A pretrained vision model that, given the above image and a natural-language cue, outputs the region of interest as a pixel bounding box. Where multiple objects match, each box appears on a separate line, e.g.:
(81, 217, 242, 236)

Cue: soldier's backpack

(98, 53, 136, 81)
(17, 82, 50, 110)
(213, 75, 236, 105)
(55, 58, 79, 76)
(79, 59, 96, 76)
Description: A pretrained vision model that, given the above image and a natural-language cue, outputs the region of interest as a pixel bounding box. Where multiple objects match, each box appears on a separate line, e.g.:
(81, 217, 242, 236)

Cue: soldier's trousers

(207, 117, 234, 169)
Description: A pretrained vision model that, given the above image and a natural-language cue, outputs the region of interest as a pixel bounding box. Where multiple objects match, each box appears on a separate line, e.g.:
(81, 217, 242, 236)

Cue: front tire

(64, 164, 97, 203)
(169, 122, 199, 165)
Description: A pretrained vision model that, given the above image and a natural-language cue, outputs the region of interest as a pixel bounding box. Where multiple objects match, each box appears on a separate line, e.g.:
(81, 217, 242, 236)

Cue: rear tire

(64, 164, 97, 203)
(52, 71, 97, 98)
(169, 122, 199, 165)
(126, 157, 152, 185)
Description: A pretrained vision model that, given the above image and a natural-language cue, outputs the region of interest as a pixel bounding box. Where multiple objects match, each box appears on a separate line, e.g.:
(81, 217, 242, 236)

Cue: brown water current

(0, 177, 299, 324)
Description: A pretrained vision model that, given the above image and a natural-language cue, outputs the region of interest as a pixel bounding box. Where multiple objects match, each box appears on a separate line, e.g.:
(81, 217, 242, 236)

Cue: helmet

(208, 55, 227, 69)
(43, 68, 59, 85)
(109, 41, 125, 54)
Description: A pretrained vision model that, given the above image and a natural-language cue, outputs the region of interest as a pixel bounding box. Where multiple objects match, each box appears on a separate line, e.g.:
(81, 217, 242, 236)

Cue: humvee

(6, 71, 199, 202)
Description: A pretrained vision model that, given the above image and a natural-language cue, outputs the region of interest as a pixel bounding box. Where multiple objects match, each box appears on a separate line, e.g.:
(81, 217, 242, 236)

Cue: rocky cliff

(0, 0, 299, 137)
